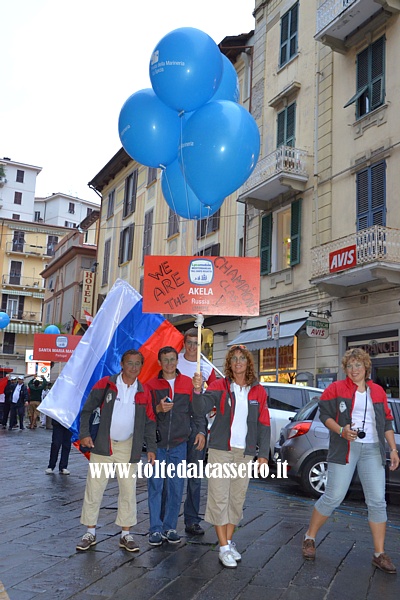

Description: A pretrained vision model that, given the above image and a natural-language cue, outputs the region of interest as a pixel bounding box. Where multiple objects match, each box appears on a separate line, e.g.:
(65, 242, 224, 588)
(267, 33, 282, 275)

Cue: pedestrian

(177, 327, 216, 536)
(45, 419, 73, 474)
(302, 348, 399, 574)
(28, 376, 47, 429)
(9, 376, 28, 430)
(192, 344, 270, 568)
(76, 349, 156, 553)
(0, 375, 8, 423)
(145, 346, 205, 546)
(1, 375, 17, 429)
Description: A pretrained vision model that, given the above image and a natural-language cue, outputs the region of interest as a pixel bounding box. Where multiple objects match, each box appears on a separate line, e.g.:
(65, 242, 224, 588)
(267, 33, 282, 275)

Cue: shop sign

(306, 317, 330, 339)
(329, 245, 357, 273)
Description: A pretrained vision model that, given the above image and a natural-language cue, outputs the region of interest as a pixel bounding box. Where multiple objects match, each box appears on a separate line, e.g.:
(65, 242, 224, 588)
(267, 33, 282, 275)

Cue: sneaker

(372, 552, 397, 574)
(59, 468, 70, 475)
(229, 541, 242, 562)
(185, 523, 205, 536)
(119, 534, 139, 552)
(148, 531, 163, 546)
(45, 468, 54, 474)
(302, 537, 316, 560)
(162, 529, 181, 544)
(76, 532, 96, 551)
(219, 550, 237, 568)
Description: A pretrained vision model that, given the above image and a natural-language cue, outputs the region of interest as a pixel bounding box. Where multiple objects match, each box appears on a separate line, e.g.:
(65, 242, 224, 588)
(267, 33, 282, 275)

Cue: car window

(305, 390, 322, 403)
(266, 386, 304, 412)
(291, 398, 319, 422)
(388, 401, 399, 434)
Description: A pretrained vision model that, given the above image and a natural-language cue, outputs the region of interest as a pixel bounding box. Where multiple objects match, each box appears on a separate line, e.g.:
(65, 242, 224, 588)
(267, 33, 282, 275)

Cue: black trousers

(48, 420, 73, 471)
(1, 401, 12, 427)
(9, 404, 25, 429)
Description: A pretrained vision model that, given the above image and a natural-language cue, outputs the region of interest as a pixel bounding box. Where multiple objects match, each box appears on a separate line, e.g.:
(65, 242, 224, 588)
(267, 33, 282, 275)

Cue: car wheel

(300, 454, 328, 498)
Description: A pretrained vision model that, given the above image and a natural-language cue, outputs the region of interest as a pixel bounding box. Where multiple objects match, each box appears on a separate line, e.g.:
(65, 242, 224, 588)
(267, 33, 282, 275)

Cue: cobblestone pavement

(0, 426, 399, 599)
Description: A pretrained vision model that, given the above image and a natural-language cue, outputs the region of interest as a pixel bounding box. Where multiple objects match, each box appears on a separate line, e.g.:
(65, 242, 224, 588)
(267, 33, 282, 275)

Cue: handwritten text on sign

(143, 256, 260, 316)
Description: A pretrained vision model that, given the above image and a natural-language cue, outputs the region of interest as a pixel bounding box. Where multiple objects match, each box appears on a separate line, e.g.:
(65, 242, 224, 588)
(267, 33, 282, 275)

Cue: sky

(2, 0, 255, 203)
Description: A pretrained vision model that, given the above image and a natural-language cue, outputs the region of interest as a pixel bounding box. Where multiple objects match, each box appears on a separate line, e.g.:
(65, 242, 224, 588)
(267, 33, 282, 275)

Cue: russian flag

(40, 279, 183, 439)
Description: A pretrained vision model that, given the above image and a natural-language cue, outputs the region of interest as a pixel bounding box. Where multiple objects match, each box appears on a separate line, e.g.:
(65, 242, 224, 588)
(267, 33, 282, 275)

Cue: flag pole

(195, 313, 204, 376)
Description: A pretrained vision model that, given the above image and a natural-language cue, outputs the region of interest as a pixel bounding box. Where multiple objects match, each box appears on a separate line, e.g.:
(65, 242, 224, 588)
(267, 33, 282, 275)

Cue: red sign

(143, 256, 260, 316)
(33, 334, 82, 362)
(329, 245, 357, 273)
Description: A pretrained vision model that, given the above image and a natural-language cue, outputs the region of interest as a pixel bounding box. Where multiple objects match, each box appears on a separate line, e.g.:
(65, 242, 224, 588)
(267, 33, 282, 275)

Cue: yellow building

(0, 218, 70, 374)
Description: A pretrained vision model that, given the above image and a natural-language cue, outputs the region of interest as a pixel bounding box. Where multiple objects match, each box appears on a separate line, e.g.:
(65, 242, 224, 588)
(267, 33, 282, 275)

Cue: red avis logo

(329, 245, 357, 273)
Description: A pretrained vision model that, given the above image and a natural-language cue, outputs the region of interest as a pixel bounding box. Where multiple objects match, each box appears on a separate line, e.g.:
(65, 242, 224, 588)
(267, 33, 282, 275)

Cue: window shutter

(1, 294, 7, 311)
(280, 13, 289, 66)
(118, 230, 124, 265)
(289, 3, 298, 57)
(131, 170, 138, 214)
(290, 198, 302, 266)
(356, 168, 369, 230)
(128, 224, 135, 261)
(357, 47, 369, 90)
(286, 103, 296, 147)
(371, 37, 385, 110)
(102, 239, 111, 285)
(260, 213, 272, 275)
(371, 162, 386, 226)
(277, 110, 285, 147)
(18, 296, 24, 319)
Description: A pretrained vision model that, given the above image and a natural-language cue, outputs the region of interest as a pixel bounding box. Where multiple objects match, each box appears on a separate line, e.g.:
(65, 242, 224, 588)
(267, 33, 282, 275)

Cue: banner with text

(33, 334, 82, 362)
(143, 256, 260, 316)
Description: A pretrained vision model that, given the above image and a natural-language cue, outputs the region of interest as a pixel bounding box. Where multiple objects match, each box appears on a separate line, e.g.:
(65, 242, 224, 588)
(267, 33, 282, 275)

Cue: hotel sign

(81, 270, 94, 318)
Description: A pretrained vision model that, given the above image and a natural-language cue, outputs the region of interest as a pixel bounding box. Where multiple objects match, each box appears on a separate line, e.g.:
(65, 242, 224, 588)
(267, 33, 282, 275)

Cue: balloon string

(179, 115, 192, 221)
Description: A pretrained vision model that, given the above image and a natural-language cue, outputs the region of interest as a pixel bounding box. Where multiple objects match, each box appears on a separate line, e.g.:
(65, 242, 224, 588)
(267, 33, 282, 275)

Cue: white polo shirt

(109, 374, 137, 442)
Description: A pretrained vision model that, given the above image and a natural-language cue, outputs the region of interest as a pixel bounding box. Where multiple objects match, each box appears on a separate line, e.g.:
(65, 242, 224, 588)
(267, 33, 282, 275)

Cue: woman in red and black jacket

(302, 348, 399, 574)
(193, 344, 270, 569)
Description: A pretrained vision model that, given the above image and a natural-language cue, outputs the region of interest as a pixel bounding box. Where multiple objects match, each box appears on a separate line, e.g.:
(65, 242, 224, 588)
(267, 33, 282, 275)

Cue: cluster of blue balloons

(118, 27, 260, 220)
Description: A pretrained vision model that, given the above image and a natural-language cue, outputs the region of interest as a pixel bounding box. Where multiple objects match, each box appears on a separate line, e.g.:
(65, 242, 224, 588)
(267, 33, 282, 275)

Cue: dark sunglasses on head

(231, 344, 247, 351)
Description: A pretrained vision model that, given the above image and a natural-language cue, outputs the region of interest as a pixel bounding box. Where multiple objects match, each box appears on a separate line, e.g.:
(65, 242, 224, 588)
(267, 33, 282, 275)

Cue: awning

(1, 289, 32, 297)
(32, 292, 44, 299)
(4, 323, 31, 334)
(228, 319, 307, 351)
(30, 325, 42, 334)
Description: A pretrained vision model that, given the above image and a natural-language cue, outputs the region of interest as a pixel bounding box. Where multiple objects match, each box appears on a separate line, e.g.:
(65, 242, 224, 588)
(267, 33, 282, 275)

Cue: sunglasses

(231, 345, 247, 351)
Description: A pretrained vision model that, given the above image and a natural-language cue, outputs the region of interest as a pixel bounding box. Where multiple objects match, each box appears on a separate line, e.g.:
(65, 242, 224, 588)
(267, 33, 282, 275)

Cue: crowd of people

(1, 339, 398, 575)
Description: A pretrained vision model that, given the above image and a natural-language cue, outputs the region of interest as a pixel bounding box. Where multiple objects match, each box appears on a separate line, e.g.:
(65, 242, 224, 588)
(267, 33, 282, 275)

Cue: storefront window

(259, 339, 297, 383)
(202, 328, 214, 363)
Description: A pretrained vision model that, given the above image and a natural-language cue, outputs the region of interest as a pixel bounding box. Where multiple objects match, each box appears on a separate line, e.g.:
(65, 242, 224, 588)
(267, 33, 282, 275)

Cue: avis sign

(329, 245, 357, 273)
(306, 318, 329, 339)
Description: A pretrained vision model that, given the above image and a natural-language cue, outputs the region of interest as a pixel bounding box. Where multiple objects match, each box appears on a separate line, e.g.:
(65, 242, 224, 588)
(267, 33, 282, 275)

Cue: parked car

(261, 383, 323, 458)
(274, 397, 400, 497)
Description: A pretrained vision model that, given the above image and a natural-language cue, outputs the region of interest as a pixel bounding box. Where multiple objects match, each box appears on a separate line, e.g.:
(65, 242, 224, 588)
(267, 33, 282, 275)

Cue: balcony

(310, 225, 400, 296)
(238, 146, 309, 208)
(315, 0, 400, 52)
(2, 275, 44, 290)
(6, 241, 55, 257)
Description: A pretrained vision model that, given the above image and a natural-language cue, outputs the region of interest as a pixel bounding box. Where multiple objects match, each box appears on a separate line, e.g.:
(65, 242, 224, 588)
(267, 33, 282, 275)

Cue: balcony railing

(311, 225, 400, 279)
(7, 311, 42, 322)
(6, 241, 55, 256)
(316, 0, 356, 34)
(2, 275, 44, 288)
(239, 146, 308, 202)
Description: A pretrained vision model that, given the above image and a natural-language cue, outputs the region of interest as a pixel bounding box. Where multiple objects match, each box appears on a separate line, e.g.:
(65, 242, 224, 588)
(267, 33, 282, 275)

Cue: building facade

(34, 192, 100, 228)
(0, 157, 42, 221)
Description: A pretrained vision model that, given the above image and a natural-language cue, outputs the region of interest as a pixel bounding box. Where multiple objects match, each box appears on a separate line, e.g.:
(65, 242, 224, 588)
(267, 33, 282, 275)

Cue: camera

(165, 397, 173, 403)
(356, 429, 366, 439)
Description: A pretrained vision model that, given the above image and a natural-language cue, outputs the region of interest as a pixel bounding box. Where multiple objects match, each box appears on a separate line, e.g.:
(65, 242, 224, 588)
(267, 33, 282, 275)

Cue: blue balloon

(150, 27, 223, 112)
(0, 311, 10, 329)
(180, 100, 260, 204)
(161, 160, 224, 219)
(211, 54, 240, 103)
(44, 325, 60, 334)
(118, 88, 181, 168)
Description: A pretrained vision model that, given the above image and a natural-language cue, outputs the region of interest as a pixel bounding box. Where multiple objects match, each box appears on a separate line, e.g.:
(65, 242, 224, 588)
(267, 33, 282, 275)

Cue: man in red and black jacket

(76, 349, 156, 554)
(145, 346, 205, 546)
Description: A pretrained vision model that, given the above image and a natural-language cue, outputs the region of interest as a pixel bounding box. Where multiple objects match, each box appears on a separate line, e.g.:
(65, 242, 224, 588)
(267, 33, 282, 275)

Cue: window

(142, 209, 153, 263)
(86, 207, 93, 217)
(266, 385, 304, 412)
(3, 332, 15, 354)
(280, 2, 298, 67)
(16, 169, 24, 183)
(9, 261, 22, 285)
(107, 190, 115, 219)
(5, 295, 24, 319)
(260, 199, 302, 275)
(47, 235, 58, 256)
(147, 167, 157, 185)
(102, 239, 111, 285)
(167, 208, 179, 238)
(195, 243, 220, 257)
(34, 211, 41, 222)
(118, 224, 134, 265)
(123, 170, 138, 218)
(197, 209, 220, 239)
(344, 36, 385, 118)
(12, 214, 20, 220)
(139, 276, 144, 296)
(14, 191, 22, 205)
(68, 202, 75, 214)
(64, 221, 76, 228)
(356, 162, 386, 230)
(277, 103, 296, 148)
(12, 231, 24, 252)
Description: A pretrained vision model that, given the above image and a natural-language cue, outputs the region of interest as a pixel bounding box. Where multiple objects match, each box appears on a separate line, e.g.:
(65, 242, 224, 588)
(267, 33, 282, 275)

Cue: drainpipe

(314, 45, 322, 247)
